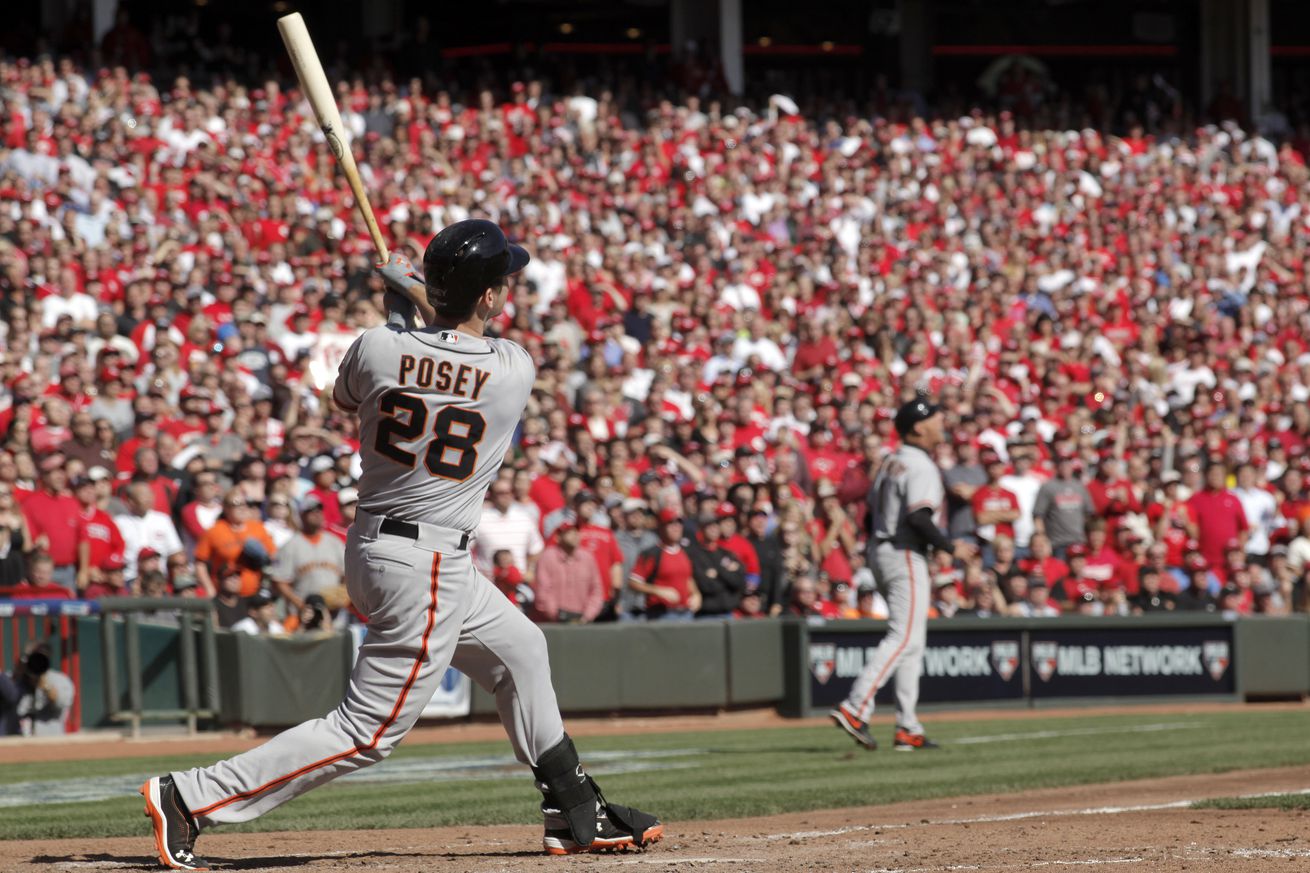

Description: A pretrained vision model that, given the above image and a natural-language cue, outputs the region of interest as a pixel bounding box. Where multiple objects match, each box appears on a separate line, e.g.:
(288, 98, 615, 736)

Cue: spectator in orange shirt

(194, 489, 275, 597)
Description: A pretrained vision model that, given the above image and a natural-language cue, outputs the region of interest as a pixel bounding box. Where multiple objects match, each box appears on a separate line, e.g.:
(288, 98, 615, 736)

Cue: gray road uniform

(172, 322, 566, 826)
(841, 442, 948, 734)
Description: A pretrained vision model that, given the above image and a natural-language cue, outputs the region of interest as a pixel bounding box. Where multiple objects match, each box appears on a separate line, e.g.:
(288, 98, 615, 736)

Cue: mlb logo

(991, 641, 1020, 682)
(438, 330, 460, 344)
(1203, 640, 1230, 681)
(810, 644, 836, 685)
(1032, 641, 1059, 682)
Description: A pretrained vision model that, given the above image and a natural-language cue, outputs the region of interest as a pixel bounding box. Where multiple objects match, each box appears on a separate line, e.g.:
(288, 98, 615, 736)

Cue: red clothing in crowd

(1187, 489, 1248, 569)
(76, 507, 125, 571)
(21, 489, 81, 566)
(630, 543, 694, 611)
(528, 475, 566, 526)
(972, 484, 1019, 541)
(576, 523, 623, 599)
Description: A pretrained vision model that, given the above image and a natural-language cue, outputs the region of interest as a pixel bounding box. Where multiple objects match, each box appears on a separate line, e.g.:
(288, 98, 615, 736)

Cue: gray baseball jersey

(843, 441, 946, 737)
(171, 320, 568, 830)
(869, 444, 946, 545)
(332, 325, 535, 532)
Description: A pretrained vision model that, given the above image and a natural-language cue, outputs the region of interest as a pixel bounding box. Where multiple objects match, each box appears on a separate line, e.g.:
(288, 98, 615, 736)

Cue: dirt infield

(4, 764, 1308, 871)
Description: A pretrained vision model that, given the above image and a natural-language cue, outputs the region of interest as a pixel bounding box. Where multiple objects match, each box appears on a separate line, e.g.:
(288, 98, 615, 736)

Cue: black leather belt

(380, 516, 470, 550)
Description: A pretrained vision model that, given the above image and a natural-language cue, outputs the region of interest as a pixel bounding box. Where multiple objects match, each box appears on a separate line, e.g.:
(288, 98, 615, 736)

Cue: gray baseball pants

(173, 511, 565, 825)
(842, 543, 930, 734)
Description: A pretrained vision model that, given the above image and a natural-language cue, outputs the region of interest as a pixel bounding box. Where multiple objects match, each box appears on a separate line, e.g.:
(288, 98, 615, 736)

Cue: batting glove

(376, 252, 424, 295)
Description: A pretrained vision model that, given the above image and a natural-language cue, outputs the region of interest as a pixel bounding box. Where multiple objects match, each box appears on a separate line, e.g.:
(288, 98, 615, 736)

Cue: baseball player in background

(831, 396, 976, 751)
(140, 220, 662, 870)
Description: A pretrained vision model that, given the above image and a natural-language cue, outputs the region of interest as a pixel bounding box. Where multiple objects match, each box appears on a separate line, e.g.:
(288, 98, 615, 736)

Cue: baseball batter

(140, 220, 662, 870)
(831, 396, 975, 751)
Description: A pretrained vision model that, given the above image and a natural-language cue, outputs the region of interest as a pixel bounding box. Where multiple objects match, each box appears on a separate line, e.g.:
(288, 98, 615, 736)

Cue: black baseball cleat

(140, 775, 209, 870)
(542, 798, 665, 855)
(893, 728, 941, 751)
(830, 703, 877, 751)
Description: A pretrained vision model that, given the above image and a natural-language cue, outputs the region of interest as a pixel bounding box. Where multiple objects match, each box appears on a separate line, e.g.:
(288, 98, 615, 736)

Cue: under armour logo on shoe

(175, 850, 195, 863)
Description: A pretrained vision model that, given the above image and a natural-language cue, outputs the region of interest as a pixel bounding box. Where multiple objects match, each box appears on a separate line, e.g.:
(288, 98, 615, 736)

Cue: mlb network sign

(806, 626, 1235, 709)
(1029, 628, 1234, 697)
(807, 630, 1025, 709)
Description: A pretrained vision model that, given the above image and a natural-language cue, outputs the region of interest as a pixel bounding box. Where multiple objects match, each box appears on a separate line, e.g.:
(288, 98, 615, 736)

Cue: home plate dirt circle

(7, 765, 1309, 872)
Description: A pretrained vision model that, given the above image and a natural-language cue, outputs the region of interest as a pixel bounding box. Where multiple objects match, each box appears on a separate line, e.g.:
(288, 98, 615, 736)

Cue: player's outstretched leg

(533, 734, 664, 855)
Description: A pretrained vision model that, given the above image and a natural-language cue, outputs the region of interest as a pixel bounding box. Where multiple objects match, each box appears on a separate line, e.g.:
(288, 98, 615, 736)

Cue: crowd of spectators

(1, 47, 1309, 635)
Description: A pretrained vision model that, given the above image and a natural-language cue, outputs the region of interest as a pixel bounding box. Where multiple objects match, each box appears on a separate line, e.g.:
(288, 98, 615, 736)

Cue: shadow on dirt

(29, 848, 544, 869)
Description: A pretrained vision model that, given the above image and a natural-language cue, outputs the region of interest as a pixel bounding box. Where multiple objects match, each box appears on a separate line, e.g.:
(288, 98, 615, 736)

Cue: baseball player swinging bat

(136, 20, 663, 873)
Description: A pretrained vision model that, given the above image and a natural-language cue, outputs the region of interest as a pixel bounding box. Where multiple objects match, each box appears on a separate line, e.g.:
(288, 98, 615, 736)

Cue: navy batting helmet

(422, 219, 530, 316)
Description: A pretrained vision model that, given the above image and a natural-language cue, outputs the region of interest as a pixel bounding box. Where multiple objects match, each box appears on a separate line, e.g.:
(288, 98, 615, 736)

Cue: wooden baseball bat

(277, 12, 390, 262)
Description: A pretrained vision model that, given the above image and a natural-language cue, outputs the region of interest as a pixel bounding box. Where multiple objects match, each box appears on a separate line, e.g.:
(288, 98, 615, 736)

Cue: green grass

(1193, 793, 1310, 811)
(3, 709, 1309, 841)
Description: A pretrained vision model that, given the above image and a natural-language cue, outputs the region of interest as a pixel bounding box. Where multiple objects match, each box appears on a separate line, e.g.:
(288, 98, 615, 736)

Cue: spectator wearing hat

(1187, 460, 1249, 572)
(1032, 449, 1095, 558)
(331, 487, 359, 541)
(231, 588, 286, 636)
(532, 515, 606, 623)
(194, 488, 275, 598)
(81, 551, 130, 599)
(73, 472, 125, 593)
(809, 478, 858, 582)
(628, 509, 699, 621)
(1177, 555, 1218, 612)
(89, 465, 126, 517)
(263, 493, 298, 550)
(685, 510, 747, 618)
(614, 499, 658, 620)
(87, 369, 134, 437)
(528, 444, 571, 522)
(565, 491, 625, 619)
(268, 495, 345, 611)
(113, 481, 184, 585)
(475, 478, 544, 583)
(1148, 471, 1198, 570)
(1231, 462, 1280, 564)
(971, 449, 1021, 560)
(303, 455, 343, 530)
(0, 480, 34, 590)
(999, 446, 1044, 554)
(1130, 567, 1177, 614)
(21, 453, 81, 590)
(211, 563, 249, 629)
(1052, 543, 1094, 604)
(716, 505, 761, 589)
(114, 411, 159, 477)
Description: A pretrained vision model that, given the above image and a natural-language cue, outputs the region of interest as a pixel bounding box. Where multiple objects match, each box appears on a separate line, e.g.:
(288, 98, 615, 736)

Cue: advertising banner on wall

(807, 629, 1026, 711)
(805, 624, 1235, 711)
(1028, 627, 1234, 698)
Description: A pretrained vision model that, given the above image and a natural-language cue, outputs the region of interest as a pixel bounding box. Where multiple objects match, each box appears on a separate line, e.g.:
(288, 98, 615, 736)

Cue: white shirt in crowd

(231, 617, 287, 635)
(999, 470, 1044, 549)
(474, 503, 544, 576)
(1232, 485, 1279, 556)
(113, 510, 184, 582)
